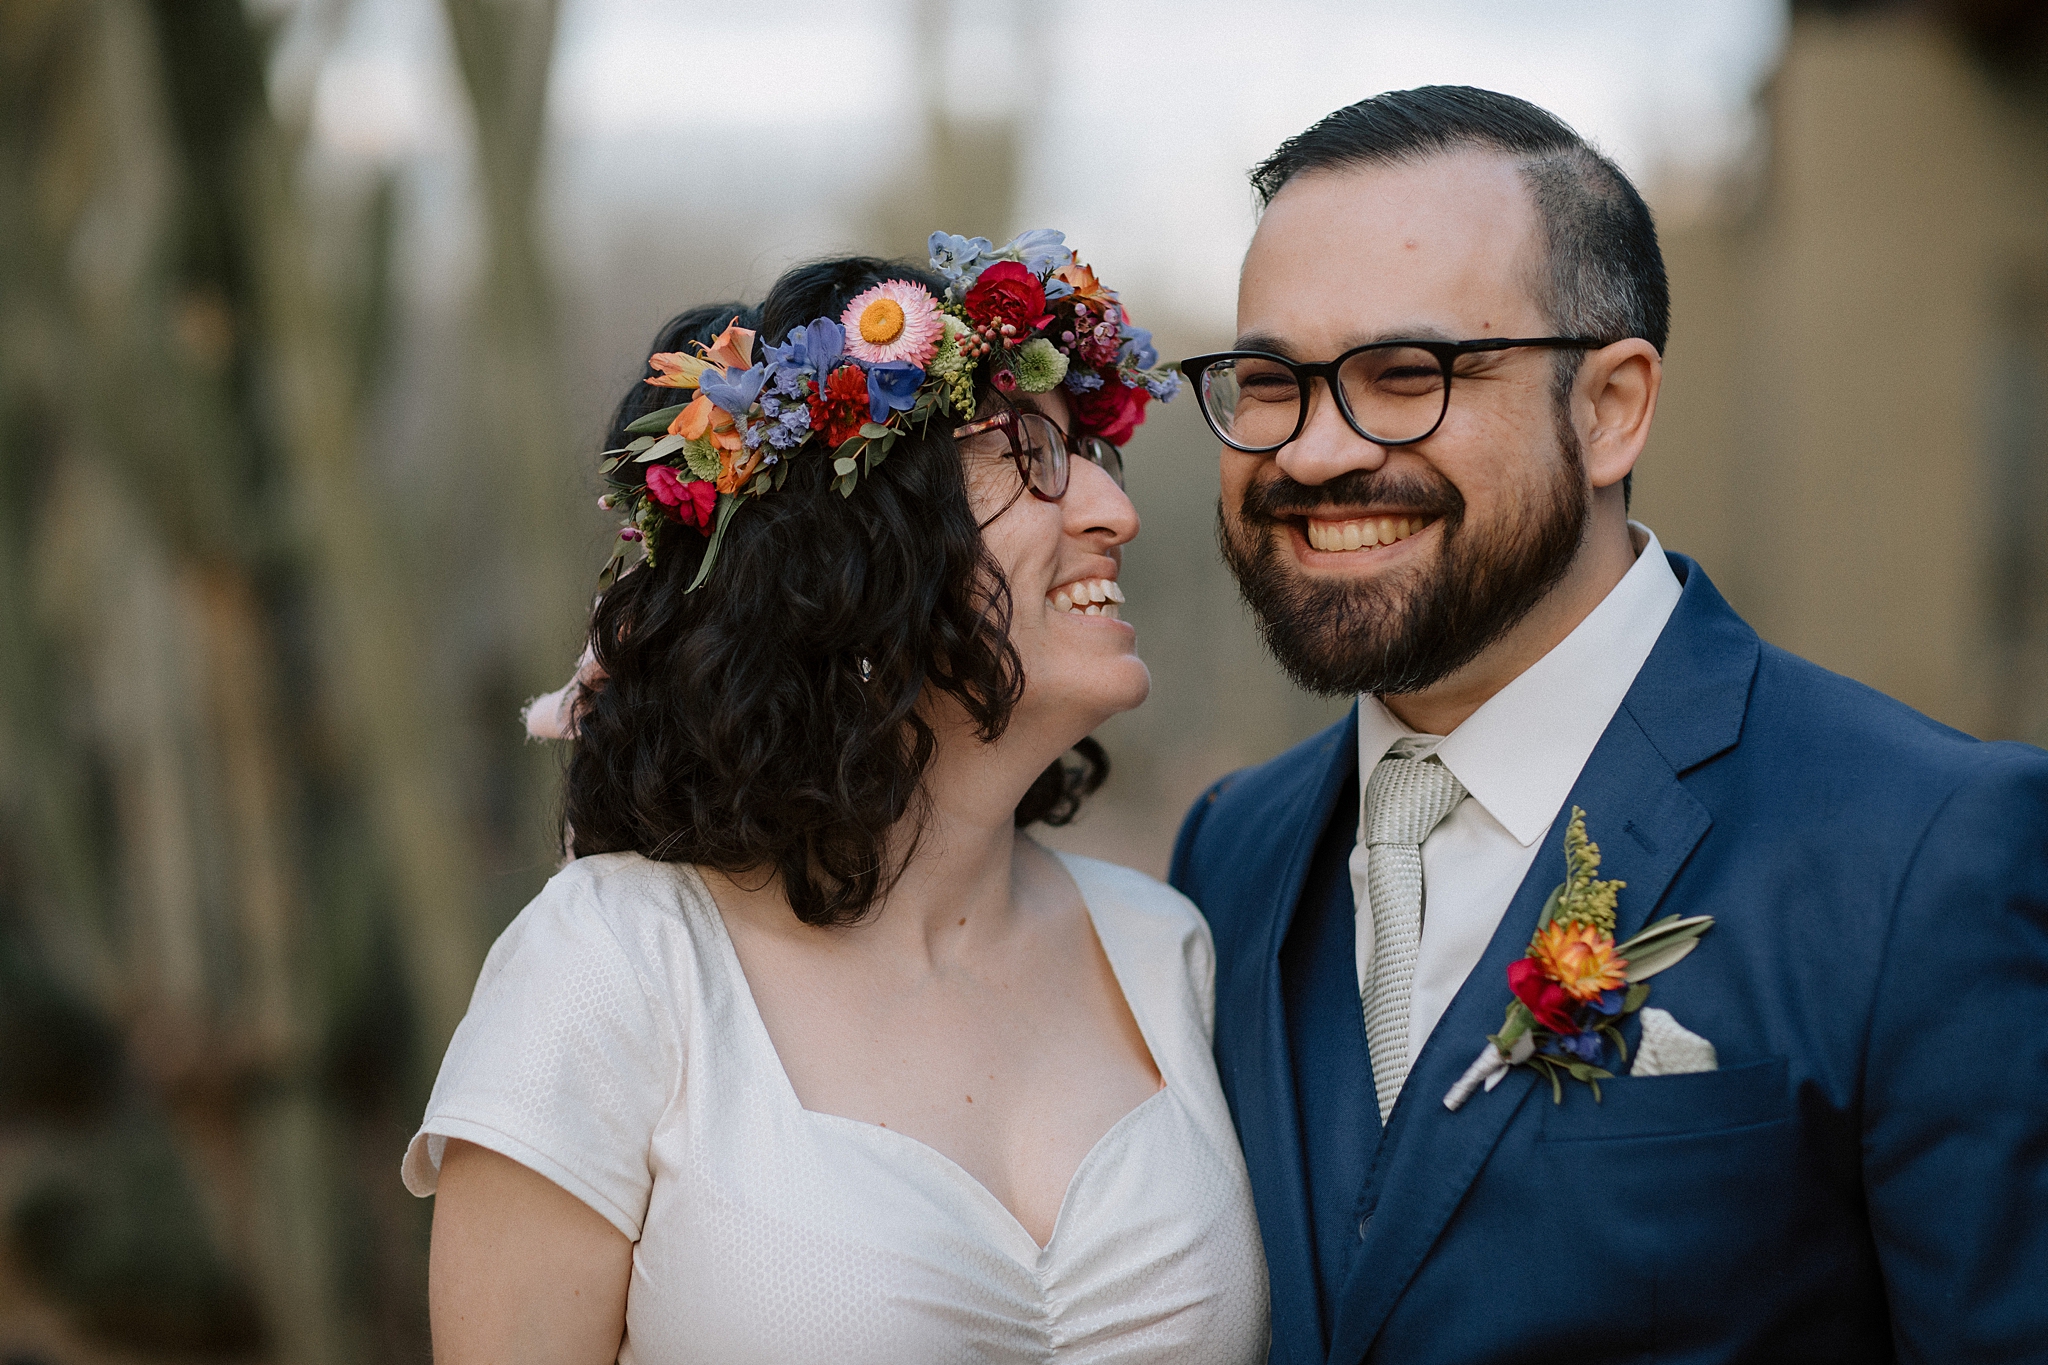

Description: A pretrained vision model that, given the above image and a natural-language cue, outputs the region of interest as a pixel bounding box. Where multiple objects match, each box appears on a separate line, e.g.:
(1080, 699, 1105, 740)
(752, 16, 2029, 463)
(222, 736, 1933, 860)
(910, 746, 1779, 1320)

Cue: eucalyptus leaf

(833, 456, 858, 476)
(626, 434, 658, 453)
(627, 404, 687, 435)
(859, 422, 892, 439)
(683, 493, 743, 593)
(1623, 937, 1702, 983)
(636, 432, 688, 463)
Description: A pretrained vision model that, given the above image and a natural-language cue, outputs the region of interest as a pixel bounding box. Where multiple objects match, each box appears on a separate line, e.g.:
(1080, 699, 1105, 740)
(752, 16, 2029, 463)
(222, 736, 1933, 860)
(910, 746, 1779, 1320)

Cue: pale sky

(305, 0, 1786, 327)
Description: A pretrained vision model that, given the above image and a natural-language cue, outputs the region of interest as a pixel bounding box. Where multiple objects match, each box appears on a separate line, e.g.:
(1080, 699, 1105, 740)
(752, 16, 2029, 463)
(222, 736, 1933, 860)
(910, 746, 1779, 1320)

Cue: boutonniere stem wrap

(1443, 808, 1713, 1110)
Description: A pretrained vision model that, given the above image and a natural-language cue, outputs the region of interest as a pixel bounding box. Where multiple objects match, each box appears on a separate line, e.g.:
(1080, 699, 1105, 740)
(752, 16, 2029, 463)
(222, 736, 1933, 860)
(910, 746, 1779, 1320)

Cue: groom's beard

(1218, 431, 1590, 699)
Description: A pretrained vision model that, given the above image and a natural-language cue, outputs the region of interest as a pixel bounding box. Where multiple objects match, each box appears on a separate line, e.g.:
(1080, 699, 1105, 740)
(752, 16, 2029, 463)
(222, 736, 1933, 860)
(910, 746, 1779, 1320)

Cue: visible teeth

(1308, 515, 1431, 552)
(1047, 578, 1126, 615)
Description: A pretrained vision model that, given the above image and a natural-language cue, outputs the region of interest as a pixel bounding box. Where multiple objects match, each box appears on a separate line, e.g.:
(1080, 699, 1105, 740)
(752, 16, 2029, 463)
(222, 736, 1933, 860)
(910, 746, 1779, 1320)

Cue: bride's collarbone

(720, 888, 1162, 1243)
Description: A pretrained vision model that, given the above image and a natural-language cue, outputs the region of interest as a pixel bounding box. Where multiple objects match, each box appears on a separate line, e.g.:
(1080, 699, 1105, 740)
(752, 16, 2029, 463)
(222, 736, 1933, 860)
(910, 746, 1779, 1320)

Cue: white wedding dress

(403, 850, 1269, 1363)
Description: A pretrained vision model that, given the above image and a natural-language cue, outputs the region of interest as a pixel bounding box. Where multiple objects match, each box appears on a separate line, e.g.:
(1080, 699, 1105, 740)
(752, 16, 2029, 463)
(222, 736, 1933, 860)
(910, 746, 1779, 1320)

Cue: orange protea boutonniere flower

(1444, 807, 1716, 1110)
(1529, 922, 1628, 1003)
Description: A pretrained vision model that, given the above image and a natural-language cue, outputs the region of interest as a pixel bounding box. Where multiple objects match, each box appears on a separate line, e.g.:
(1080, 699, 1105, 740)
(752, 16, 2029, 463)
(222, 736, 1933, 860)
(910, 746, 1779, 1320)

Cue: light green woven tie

(1360, 744, 1466, 1124)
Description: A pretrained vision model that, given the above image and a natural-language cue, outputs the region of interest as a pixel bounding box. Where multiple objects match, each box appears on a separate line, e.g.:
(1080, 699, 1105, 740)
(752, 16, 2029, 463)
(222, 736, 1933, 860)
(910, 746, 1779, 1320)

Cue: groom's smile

(1215, 151, 1599, 700)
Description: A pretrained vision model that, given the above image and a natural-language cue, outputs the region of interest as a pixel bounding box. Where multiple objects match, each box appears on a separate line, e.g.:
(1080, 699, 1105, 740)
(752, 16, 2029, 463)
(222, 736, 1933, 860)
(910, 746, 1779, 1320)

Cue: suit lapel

(1324, 555, 1757, 1363)
(1227, 705, 1359, 1365)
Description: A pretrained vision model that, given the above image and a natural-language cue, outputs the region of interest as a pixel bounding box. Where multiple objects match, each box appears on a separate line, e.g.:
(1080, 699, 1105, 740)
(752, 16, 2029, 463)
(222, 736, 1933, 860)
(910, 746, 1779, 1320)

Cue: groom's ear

(1573, 338, 1662, 491)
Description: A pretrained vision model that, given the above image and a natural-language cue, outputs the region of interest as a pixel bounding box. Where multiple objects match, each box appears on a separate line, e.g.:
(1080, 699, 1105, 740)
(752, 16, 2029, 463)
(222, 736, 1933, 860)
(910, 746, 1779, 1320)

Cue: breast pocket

(1526, 1057, 1805, 1354)
(1537, 1056, 1791, 1143)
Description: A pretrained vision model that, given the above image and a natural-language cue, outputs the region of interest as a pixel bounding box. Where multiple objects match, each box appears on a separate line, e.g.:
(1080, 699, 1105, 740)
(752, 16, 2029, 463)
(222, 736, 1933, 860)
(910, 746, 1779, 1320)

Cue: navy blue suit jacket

(1170, 555, 2048, 1364)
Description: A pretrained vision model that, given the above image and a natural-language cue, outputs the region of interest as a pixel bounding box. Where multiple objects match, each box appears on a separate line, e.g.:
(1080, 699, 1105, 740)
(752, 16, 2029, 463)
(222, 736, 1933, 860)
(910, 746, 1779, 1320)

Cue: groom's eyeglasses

(1179, 337, 1607, 453)
(953, 409, 1125, 502)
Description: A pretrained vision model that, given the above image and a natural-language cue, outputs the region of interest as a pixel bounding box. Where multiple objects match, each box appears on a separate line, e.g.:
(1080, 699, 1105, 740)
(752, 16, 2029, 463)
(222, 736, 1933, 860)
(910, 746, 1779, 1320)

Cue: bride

(403, 232, 1269, 1362)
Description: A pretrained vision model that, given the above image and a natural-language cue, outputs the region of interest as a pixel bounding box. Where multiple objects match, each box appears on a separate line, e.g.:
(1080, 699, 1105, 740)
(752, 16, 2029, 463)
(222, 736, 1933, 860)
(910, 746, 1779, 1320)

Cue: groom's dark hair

(1252, 87, 1668, 503)
(1252, 86, 1669, 356)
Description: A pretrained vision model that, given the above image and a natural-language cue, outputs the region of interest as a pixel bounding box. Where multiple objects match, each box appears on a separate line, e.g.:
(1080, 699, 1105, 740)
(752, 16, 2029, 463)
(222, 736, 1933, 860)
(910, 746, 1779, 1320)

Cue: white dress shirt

(1350, 523, 1683, 1070)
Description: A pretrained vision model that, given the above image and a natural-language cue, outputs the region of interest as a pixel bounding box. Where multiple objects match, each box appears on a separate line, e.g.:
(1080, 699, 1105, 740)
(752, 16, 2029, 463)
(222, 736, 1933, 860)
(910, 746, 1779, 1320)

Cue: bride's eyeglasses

(953, 409, 1124, 502)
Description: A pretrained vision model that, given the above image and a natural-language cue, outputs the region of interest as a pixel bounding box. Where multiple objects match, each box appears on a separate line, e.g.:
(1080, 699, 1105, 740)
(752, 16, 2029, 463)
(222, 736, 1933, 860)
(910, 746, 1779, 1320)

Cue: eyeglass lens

(1010, 412, 1127, 497)
(1198, 346, 1451, 450)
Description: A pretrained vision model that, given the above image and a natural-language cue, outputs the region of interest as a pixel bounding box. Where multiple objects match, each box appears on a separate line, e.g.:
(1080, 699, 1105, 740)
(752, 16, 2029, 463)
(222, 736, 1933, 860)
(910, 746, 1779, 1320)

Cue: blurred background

(2, 0, 2044, 1358)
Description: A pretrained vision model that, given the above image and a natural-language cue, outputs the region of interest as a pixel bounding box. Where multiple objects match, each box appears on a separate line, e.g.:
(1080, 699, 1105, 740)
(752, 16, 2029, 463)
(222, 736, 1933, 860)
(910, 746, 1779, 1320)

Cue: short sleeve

(401, 866, 677, 1241)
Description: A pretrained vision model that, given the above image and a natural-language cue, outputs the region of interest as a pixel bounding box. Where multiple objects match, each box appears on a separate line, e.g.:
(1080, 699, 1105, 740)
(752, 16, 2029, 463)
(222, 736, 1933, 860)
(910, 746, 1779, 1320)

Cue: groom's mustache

(1237, 468, 1464, 528)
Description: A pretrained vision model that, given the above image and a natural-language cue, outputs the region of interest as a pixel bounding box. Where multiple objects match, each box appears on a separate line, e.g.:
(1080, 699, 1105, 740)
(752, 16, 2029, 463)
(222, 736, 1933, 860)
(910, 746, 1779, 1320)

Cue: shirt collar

(1358, 523, 1683, 847)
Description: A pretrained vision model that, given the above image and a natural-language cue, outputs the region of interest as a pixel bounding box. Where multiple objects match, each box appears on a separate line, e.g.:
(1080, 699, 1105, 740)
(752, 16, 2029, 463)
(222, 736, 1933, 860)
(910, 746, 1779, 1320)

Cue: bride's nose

(1063, 456, 1139, 547)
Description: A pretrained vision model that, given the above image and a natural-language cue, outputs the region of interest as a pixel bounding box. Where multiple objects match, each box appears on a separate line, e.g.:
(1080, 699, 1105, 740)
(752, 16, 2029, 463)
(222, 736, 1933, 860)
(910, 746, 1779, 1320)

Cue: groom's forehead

(1235, 151, 1547, 349)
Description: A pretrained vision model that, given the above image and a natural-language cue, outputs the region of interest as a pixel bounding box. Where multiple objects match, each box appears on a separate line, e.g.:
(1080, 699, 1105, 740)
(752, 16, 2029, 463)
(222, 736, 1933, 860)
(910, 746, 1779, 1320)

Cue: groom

(1170, 87, 2048, 1364)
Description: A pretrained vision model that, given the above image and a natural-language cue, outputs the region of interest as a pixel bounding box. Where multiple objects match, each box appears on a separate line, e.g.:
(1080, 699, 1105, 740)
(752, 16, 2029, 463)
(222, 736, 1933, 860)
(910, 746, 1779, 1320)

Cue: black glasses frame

(1179, 336, 1608, 453)
(953, 409, 1124, 506)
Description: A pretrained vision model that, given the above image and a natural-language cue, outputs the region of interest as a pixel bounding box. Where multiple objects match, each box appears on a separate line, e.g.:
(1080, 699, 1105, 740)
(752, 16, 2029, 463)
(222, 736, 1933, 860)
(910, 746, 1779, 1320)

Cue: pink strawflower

(840, 279, 944, 366)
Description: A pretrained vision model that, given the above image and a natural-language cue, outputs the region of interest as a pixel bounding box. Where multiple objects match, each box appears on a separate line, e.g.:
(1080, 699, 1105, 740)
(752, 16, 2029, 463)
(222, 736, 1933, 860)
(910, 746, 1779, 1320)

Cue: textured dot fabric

(403, 851, 1270, 1363)
(1359, 747, 1467, 1124)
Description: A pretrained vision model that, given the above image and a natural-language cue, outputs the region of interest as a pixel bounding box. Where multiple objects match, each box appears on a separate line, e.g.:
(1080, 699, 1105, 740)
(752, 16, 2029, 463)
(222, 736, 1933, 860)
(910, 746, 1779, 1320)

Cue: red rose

(644, 463, 716, 532)
(1508, 957, 1581, 1034)
(963, 260, 1052, 336)
(1068, 378, 1151, 446)
(807, 363, 870, 449)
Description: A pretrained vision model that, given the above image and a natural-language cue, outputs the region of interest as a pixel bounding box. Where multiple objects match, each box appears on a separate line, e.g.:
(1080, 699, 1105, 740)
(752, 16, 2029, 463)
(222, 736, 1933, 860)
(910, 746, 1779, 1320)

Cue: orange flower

(717, 446, 762, 494)
(1529, 922, 1628, 1002)
(670, 393, 747, 452)
(701, 321, 756, 371)
(1054, 260, 1115, 306)
(670, 392, 719, 439)
(646, 351, 711, 389)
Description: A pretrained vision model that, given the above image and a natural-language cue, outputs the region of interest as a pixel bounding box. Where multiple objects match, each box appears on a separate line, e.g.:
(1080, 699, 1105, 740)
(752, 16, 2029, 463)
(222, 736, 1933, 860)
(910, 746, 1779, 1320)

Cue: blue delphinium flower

(1062, 369, 1105, 394)
(929, 233, 993, 291)
(1587, 988, 1625, 1019)
(700, 363, 766, 415)
(766, 404, 810, 449)
(1555, 1030, 1606, 1064)
(765, 319, 844, 392)
(1144, 370, 1182, 401)
(1000, 228, 1073, 275)
(1044, 275, 1075, 302)
(866, 361, 925, 422)
(1118, 325, 1158, 370)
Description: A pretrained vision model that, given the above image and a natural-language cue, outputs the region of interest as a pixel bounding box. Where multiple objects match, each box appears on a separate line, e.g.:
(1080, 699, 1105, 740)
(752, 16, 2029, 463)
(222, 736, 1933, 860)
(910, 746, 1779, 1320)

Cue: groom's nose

(1273, 381, 1392, 487)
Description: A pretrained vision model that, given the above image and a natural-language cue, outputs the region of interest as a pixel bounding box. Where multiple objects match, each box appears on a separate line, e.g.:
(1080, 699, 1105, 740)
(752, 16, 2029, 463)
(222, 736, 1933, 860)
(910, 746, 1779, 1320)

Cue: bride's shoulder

(487, 851, 718, 988)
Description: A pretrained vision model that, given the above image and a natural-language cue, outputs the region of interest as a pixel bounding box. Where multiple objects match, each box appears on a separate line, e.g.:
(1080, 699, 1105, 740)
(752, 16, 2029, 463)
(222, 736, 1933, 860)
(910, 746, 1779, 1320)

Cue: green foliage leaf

(626, 434, 658, 453)
(636, 432, 688, 463)
(684, 494, 743, 593)
(1623, 982, 1651, 1013)
(859, 422, 892, 439)
(1536, 884, 1563, 931)
(627, 404, 687, 435)
(832, 456, 858, 476)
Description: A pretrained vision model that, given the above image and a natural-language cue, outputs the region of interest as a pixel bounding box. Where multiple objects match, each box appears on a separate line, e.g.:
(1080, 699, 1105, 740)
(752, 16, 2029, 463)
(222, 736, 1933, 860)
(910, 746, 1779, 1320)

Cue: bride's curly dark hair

(563, 257, 1107, 926)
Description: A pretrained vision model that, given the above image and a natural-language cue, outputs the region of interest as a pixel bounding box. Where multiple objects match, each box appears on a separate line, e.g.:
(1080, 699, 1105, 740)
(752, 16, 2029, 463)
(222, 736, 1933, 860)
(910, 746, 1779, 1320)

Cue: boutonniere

(1444, 807, 1713, 1110)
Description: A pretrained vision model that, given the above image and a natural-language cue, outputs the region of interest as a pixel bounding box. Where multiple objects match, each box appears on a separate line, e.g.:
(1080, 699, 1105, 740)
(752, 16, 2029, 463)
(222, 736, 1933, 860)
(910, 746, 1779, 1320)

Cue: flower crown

(597, 228, 1180, 589)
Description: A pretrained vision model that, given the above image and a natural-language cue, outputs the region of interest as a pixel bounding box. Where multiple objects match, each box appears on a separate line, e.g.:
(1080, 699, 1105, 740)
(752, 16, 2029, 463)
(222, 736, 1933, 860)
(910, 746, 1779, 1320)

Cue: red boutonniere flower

(1506, 957, 1582, 1034)
(964, 260, 1052, 337)
(1443, 808, 1716, 1110)
(1070, 379, 1151, 446)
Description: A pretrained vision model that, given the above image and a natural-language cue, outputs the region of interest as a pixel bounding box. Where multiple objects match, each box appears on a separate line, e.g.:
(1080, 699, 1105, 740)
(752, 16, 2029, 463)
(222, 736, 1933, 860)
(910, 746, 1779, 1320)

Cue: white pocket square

(1629, 1007, 1719, 1077)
